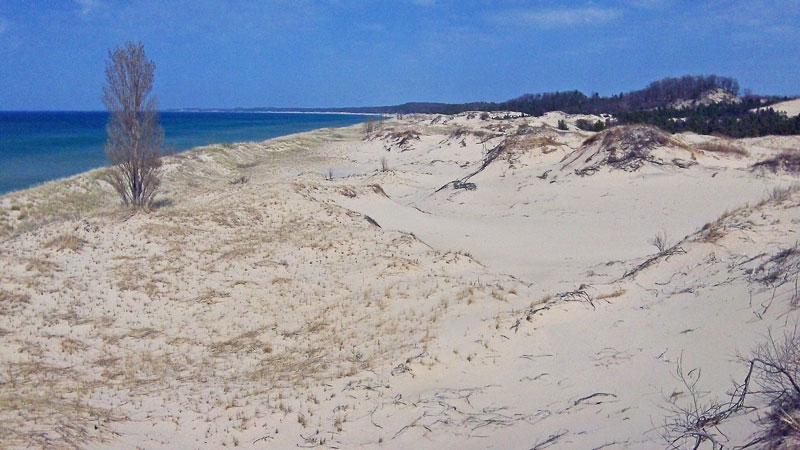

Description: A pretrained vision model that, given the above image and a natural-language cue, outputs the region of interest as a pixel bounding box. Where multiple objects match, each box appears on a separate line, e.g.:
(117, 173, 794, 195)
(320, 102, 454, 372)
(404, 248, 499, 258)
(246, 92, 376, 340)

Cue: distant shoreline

(170, 110, 384, 116)
(0, 110, 383, 116)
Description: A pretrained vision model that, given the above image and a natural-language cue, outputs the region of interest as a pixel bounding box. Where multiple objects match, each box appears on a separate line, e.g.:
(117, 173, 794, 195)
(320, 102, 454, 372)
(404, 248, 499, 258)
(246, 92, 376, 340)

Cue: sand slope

(757, 98, 800, 117)
(1, 113, 799, 448)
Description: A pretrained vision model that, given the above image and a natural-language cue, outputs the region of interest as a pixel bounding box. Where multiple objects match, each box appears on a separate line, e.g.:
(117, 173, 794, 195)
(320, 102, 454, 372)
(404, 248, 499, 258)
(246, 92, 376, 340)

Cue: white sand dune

(756, 97, 800, 117)
(1, 113, 799, 448)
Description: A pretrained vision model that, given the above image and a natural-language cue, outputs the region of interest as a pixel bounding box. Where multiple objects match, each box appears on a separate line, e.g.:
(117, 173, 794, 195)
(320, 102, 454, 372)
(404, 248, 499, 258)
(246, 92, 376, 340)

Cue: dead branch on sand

(661, 325, 800, 449)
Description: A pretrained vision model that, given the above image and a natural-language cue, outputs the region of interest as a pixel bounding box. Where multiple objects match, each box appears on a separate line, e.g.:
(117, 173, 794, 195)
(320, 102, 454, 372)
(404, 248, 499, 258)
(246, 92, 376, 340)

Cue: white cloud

(492, 7, 622, 28)
(75, 0, 99, 15)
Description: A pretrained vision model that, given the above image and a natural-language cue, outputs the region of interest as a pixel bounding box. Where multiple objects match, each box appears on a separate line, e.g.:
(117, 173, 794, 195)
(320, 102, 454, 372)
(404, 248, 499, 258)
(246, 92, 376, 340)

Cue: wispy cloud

(622, 0, 672, 9)
(491, 6, 622, 28)
(75, 0, 99, 15)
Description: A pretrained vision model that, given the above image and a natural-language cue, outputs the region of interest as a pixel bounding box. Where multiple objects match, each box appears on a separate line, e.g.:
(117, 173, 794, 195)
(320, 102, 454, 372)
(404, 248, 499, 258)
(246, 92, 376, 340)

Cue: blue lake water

(0, 111, 373, 194)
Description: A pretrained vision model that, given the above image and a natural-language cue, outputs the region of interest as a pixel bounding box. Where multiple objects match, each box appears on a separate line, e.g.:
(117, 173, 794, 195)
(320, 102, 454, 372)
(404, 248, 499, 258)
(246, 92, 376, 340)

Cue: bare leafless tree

(103, 41, 163, 208)
(363, 118, 377, 139)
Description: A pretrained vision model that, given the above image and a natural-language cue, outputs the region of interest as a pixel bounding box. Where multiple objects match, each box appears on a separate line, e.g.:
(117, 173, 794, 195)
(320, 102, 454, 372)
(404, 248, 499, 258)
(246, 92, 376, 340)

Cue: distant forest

(195, 75, 800, 138)
(616, 99, 800, 138)
(390, 75, 799, 138)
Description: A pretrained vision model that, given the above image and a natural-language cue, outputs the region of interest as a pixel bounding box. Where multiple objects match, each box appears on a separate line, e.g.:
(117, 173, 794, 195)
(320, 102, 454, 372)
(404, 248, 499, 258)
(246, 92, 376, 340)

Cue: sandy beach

(1, 112, 799, 449)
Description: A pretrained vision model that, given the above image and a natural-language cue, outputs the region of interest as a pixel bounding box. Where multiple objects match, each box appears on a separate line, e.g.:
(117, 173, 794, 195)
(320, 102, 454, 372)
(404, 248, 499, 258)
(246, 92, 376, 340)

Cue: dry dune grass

(478, 134, 567, 170)
(696, 185, 800, 244)
(752, 151, 800, 174)
(0, 125, 358, 243)
(0, 289, 30, 315)
(696, 139, 750, 157)
(513, 134, 566, 156)
(0, 363, 120, 449)
(596, 288, 626, 300)
(386, 130, 421, 149)
(0, 123, 534, 448)
(43, 232, 87, 251)
(0, 173, 115, 241)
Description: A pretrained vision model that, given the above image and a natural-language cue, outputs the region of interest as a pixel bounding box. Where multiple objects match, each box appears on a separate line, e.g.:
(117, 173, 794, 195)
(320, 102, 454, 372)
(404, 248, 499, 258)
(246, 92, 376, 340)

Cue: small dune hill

(442, 125, 500, 148)
(502, 134, 567, 168)
(755, 98, 800, 117)
(561, 125, 698, 175)
(372, 119, 461, 153)
(434, 127, 570, 193)
(480, 126, 568, 169)
(381, 129, 421, 152)
(668, 88, 741, 109)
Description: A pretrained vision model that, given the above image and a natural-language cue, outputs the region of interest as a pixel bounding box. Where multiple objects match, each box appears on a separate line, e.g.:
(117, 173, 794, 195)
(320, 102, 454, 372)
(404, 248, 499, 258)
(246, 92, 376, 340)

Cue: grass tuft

(44, 232, 87, 251)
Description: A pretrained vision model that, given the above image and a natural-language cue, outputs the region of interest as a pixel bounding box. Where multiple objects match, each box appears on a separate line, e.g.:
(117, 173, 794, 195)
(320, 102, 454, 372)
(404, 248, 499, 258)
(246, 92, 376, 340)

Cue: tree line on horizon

(499, 74, 744, 116)
(388, 75, 799, 138)
(616, 99, 800, 138)
(234, 75, 798, 138)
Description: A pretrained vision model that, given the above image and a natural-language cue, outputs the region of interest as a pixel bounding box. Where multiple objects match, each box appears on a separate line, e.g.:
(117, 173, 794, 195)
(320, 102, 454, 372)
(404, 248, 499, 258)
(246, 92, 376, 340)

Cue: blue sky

(0, 0, 798, 110)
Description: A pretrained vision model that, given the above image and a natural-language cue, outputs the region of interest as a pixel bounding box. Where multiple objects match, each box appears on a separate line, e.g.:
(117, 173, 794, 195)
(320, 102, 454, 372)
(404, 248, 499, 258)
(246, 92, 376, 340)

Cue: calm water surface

(0, 111, 372, 194)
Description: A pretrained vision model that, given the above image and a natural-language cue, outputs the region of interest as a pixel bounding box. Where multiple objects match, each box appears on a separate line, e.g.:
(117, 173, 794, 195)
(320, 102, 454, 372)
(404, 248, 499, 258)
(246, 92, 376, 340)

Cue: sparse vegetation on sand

(363, 118, 378, 138)
(564, 124, 697, 175)
(43, 232, 87, 251)
(662, 326, 800, 450)
(696, 139, 750, 157)
(2, 111, 800, 448)
(752, 151, 800, 174)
